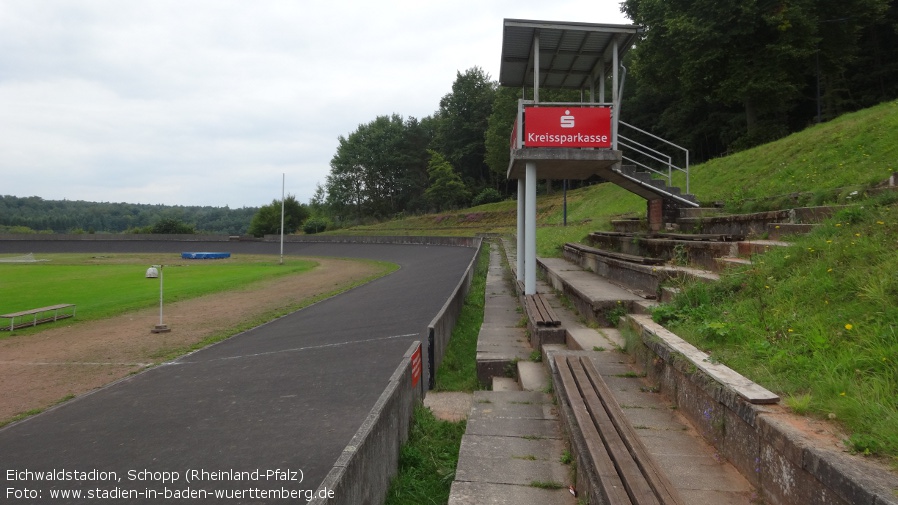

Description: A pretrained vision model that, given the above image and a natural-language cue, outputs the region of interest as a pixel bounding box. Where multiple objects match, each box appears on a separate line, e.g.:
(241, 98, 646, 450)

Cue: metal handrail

(618, 121, 691, 194)
(618, 136, 674, 181)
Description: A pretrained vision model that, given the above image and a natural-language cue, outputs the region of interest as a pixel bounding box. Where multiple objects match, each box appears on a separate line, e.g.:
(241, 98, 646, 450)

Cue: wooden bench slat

(525, 294, 561, 327)
(568, 357, 662, 505)
(556, 355, 686, 505)
(579, 356, 685, 504)
(557, 356, 635, 505)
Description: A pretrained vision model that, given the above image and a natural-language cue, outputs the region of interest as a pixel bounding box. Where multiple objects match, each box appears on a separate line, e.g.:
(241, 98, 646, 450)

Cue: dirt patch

(0, 257, 387, 423)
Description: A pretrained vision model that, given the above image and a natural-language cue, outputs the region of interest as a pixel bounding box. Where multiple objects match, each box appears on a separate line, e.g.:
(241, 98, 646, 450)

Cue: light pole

(145, 265, 170, 333)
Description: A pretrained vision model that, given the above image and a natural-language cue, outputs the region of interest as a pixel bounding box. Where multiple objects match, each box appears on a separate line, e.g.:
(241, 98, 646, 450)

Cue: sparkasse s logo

(560, 110, 575, 128)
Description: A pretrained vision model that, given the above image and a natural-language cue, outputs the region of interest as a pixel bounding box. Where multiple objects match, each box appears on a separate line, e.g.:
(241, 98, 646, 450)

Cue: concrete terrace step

(538, 256, 645, 320)
(492, 376, 522, 392)
(561, 243, 720, 299)
(585, 232, 792, 272)
(676, 205, 846, 238)
(448, 391, 577, 505)
(517, 361, 549, 392)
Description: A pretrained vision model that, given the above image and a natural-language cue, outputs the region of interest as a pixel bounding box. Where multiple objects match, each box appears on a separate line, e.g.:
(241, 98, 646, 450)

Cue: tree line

(0, 195, 257, 235)
(622, 0, 898, 160)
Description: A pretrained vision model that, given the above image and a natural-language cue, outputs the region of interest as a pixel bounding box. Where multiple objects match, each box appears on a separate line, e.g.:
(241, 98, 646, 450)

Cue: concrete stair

(453, 241, 577, 504)
(449, 391, 576, 505)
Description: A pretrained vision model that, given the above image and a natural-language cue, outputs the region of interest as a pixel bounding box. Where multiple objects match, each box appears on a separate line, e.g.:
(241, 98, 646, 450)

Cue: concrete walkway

(448, 242, 576, 504)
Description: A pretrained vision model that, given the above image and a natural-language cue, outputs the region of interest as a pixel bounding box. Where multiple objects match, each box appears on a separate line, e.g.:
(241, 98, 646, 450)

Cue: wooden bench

(555, 354, 685, 505)
(523, 293, 561, 327)
(1, 304, 76, 331)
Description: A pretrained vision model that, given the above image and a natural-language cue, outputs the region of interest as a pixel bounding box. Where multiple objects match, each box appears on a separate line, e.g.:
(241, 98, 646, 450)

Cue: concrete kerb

(310, 341, 425, 505)
(622, 314, 898, 505)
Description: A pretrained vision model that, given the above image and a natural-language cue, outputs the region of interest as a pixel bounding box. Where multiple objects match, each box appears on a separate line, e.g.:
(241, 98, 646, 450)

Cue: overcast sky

(0, 1, 630, 208)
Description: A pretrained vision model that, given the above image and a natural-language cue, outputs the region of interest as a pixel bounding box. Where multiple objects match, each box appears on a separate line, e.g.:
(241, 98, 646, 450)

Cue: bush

(302, 216, 329, 235)
(471, 188, 503, 207)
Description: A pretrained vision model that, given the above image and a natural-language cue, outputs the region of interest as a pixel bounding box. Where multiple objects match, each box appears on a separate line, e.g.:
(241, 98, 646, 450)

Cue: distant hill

(0, 196, 257, 235)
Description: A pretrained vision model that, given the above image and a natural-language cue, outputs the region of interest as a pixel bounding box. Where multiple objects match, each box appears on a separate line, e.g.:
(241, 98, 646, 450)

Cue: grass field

(0, 254, 318, 335)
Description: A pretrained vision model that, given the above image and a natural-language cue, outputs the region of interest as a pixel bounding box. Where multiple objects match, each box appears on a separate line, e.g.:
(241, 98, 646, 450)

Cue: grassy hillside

(683, 99, 898, 210)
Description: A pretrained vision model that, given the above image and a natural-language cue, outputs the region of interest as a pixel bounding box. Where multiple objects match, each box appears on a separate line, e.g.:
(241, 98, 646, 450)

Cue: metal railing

(618, 121, 690, 194)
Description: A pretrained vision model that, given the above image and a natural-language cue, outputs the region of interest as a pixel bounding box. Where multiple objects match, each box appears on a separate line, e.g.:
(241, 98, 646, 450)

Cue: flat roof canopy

(499, 18, 641, 90)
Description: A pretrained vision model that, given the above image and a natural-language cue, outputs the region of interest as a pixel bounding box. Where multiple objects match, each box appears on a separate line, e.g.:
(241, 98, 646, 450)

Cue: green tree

(150, 217, 195, 234)
(247, 195, 309, 237)
(325, 114, 433, 221)
(424, 151, 469, 211)
(621, 0, 896, 154)
(432, 67, 497, 192)
(623, 0, 818, 148)
(484, 87, 519, 191)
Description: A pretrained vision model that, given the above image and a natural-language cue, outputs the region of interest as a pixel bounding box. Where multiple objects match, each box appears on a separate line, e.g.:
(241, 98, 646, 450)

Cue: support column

(516, 178, 525, 281)
(525, 162, 537, 295)
(612, 38, 619, 150)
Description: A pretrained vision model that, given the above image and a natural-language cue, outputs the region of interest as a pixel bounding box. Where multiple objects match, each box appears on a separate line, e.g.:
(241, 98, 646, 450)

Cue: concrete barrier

(272, 234, 481, 248)
(0, 233, 481, 248)
(426, 238, 483, 389)
(623, 315, 898, 505)
(309, 341, 425, 505)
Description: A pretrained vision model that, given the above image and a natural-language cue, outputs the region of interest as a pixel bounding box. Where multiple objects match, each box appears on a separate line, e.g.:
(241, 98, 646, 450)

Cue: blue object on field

(181, 252, 231, 259)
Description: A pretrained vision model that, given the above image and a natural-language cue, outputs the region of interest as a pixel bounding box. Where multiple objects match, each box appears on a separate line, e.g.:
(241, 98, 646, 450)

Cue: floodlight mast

(280, 173, 285, 265)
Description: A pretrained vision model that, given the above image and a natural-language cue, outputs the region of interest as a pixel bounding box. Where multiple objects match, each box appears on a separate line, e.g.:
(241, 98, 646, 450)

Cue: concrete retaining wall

(427, 238, 483, 389)
(0, 233, 481, 248)
(623, 315, 898, 505)
(310, 341, 425, 505)
(274, 235, 481, 248)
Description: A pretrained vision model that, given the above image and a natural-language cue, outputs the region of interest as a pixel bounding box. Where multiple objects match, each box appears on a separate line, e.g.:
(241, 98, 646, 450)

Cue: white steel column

(516, 178, 525, 281)
(524, 162, 537, 295)
(533, 31, 540, 103)
(612, 38, 619, 150)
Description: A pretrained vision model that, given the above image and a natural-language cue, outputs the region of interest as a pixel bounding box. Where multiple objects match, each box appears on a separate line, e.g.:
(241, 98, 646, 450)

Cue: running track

(0, 240, 476, 503)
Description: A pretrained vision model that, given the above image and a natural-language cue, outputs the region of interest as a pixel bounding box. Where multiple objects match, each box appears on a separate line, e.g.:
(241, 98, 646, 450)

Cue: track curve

(0, 240, 476, 502)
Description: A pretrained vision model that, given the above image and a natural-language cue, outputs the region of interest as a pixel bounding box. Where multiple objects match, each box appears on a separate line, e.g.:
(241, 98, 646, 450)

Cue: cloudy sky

(1, 1, 630, 208)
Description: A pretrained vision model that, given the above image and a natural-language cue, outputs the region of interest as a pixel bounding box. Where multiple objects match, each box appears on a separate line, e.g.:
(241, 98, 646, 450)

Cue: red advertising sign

(524, 107, 611, 148)
(411, 343, 422, 387)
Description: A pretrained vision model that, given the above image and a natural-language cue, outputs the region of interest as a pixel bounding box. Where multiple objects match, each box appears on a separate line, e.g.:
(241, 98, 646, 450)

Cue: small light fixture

(146, 264, 170, 333)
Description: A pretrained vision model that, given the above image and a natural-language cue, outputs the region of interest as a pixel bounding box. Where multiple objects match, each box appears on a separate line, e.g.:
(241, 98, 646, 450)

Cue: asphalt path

(0, 240, 476, 503)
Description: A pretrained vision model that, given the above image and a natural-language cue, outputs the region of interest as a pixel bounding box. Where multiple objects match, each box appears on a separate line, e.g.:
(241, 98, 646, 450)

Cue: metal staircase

(611, 121, 699, 208)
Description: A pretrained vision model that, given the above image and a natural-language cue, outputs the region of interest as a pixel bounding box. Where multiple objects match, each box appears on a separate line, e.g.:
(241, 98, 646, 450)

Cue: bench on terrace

(555, 354, 685, 505)
(1, 304, 76, 331)
(523, 293, 561, 327)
